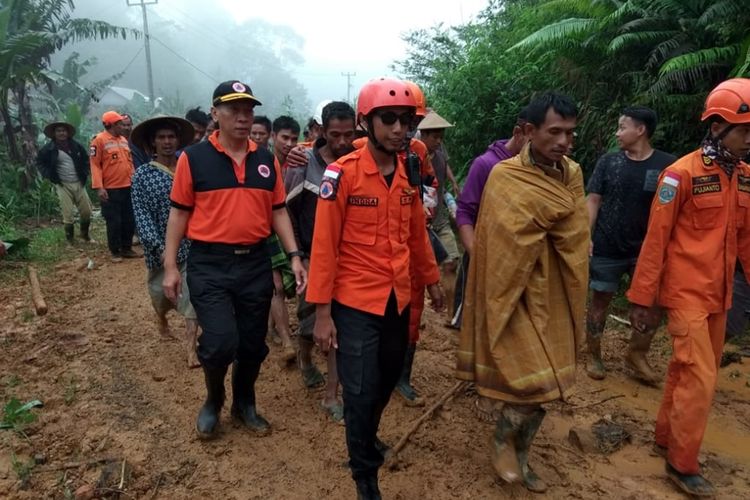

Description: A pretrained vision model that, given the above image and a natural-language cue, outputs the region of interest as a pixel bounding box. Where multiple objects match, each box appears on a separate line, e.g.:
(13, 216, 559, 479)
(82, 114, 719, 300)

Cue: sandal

(320, 401, 345, 424)
(300, 365, 325, 388)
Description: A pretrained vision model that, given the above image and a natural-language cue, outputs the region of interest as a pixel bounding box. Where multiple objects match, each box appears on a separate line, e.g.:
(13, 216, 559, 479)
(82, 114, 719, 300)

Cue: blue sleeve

(131, 172, 163, 253)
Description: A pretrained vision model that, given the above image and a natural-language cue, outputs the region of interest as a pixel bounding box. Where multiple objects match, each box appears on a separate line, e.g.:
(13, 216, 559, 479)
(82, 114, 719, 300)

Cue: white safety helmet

(313, 99, 334, 125)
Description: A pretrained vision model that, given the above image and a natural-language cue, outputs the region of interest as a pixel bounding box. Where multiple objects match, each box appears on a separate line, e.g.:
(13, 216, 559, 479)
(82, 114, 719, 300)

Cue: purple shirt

(456, 139, 514, 227)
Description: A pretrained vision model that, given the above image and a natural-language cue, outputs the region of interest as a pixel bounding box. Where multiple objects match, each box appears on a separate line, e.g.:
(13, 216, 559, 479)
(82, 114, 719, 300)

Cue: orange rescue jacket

(306, 144, 441, 315)
(89, 131, 133, 189)
(628, 149, 750, 313)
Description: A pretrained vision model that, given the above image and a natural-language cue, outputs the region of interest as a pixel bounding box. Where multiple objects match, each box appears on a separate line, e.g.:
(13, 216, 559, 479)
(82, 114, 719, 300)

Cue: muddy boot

(231, 360, 271, 435)
(514, 408, 548, 493)
(491, 405, 523, 483)
(196, 365, 227, 439)
(64, 223, 75, 244)
(666, 463, 715, 497)
(395, 344, 424, 406)
(625, 328, 659, 385)
(80, 220, 92, 242)
(585, 319, 606, 380)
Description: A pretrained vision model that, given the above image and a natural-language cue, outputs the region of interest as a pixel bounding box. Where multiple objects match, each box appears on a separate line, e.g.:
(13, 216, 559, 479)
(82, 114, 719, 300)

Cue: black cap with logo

(212, 80, 262, 107)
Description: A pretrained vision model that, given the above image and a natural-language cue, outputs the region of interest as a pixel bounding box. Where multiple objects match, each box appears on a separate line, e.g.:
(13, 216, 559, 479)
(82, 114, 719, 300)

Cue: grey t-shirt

(56, 150, 79, 183)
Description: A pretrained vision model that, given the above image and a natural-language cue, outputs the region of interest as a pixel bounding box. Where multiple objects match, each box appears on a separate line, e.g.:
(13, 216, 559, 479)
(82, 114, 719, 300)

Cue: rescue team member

(130, 116, 200, 368)
(627, 78, 750, 497)
(36, 121, 93, 243)
(307, 78, 444, 500)
(90, 110, 138, 262)
(457, 93, 587, 494)
(286, 101, 356, 422)
(162, 80, 307, 439)
(585, 106, 675, 383)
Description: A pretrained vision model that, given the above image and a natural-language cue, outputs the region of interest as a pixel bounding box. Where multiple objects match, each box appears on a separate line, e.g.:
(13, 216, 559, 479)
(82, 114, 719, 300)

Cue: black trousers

(101, 187, 135, 255)
(186, 243, 273, 370)
(334, 291, 409, 480)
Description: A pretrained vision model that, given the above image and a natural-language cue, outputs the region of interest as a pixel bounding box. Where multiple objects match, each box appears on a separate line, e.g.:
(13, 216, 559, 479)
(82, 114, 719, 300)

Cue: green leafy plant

(1, 398, 42, 432)
(11, 452, 35, 487)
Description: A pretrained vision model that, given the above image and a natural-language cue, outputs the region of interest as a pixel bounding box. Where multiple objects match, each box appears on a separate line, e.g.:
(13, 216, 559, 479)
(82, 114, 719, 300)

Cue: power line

(150, 36, 219, 84)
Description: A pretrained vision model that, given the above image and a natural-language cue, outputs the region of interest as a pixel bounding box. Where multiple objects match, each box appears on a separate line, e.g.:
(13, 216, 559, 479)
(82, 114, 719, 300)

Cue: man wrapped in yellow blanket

(457, 92, 589, 493)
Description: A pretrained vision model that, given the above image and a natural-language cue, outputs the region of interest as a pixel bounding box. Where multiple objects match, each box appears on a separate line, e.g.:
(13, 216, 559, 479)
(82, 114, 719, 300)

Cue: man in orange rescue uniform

(90, 110, 137, 262)
(627, 78, 750, 497)
(307, 77, 444, 500)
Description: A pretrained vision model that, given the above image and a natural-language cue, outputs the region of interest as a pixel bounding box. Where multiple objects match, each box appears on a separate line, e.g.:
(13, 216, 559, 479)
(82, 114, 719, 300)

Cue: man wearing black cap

(36, 121, 93, 243)
(163, 80, 307, 439)
(131, 116, 200, 368)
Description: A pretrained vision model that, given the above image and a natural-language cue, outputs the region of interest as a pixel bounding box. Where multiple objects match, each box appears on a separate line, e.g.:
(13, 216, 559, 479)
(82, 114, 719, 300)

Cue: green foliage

(396, 0, 750, 177)
(1, 398, 42, 432)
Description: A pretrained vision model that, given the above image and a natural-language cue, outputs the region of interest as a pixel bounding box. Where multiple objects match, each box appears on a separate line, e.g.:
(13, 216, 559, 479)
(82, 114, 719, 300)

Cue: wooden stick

(36, 458, 116, 473)
(608, 314, 631, 327)
(389, 381, 466, 458)
(574, 394, 625, 410)
(27, 266, 48, 316)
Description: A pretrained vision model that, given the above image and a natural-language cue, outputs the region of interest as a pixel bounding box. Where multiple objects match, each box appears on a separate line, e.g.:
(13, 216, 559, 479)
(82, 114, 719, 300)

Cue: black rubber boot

(666, 463, 716, 497)
(354, 474, 382, 500)
(514, 407, 548, 493)
(196, 365, 227, 439)
(64, 224, 75, 243)
(231, 360, 271, 435)
(395, 344, 423, 406)
(80, 220, 91, 242)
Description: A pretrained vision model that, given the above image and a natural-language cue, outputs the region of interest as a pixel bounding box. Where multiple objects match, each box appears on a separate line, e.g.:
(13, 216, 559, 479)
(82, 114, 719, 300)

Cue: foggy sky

(54, 0, 486, 119)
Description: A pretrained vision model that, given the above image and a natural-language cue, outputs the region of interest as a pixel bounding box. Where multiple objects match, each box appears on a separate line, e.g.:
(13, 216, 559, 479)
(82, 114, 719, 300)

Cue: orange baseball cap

(102, 110, 125, 126)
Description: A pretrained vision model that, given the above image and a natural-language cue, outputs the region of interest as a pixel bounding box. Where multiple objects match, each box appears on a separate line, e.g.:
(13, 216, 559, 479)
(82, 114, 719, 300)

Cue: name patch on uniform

(739, 175, 750, 193)
(89, 146, 97, 156)
(348, 196, 378, 207)
(692, 174, 721, 195)
(400, 195, 414, 205)
(319, 164, 342, 200)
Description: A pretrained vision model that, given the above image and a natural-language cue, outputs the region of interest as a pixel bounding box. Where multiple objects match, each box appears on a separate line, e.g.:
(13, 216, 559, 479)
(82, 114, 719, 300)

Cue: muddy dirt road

(1, 243, 748, 499)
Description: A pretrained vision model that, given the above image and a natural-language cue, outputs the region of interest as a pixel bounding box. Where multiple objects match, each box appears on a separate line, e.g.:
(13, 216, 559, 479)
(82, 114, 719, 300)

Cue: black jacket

(36, 140, 90, 185)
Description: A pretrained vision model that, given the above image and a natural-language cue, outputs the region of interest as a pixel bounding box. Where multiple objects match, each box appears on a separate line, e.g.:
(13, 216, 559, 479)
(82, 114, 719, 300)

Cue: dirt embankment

(0, 247, 748, 499)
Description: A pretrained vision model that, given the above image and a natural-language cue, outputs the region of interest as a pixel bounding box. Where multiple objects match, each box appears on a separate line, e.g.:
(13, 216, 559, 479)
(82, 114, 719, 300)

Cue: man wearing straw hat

(36, 121, 93, 243)
(131, 116, 200, 368)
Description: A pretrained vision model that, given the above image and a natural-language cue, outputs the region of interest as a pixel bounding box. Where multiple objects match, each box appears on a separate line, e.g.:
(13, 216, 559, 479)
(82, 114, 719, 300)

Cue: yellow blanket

(456, 145, 589, 404)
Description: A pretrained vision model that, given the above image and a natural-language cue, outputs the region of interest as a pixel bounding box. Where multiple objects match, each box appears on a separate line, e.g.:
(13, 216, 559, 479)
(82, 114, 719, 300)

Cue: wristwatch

(287, 250, 305, 259)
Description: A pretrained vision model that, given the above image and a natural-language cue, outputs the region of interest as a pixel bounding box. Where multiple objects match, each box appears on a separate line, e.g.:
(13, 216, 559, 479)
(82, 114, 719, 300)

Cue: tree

(0, 0, 135, 189)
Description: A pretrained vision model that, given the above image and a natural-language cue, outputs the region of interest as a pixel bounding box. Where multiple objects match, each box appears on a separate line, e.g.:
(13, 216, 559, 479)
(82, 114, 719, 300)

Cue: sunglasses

(377, 111, 414, 126)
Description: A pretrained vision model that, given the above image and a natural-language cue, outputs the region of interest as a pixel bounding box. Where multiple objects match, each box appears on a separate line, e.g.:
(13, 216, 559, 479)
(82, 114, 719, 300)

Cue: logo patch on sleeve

(658, 184, 677, 204)
(348, 196, 378, 206)
(692, 174, 721, 195)
(319, 164, 342, 200)
(89, 146, 97, 157)
(739, 175, 750, 193)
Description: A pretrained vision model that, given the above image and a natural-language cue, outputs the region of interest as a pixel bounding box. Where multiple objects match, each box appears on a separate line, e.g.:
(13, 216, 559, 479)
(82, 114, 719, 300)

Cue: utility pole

(127, 0, 157, 104)
(341, 71, 356, 102)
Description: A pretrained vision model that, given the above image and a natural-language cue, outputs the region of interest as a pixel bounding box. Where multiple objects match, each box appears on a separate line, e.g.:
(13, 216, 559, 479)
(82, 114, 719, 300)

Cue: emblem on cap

(258, 164, 271, 178)
(232, 82, 246, 93)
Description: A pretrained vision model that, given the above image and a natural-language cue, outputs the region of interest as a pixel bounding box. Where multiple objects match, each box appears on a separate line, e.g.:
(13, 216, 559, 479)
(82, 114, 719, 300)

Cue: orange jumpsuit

(627, 149, 750, 474)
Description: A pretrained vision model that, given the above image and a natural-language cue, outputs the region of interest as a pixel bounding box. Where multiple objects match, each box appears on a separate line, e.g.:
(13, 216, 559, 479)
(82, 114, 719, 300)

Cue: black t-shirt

(587, 149, 676, 259)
